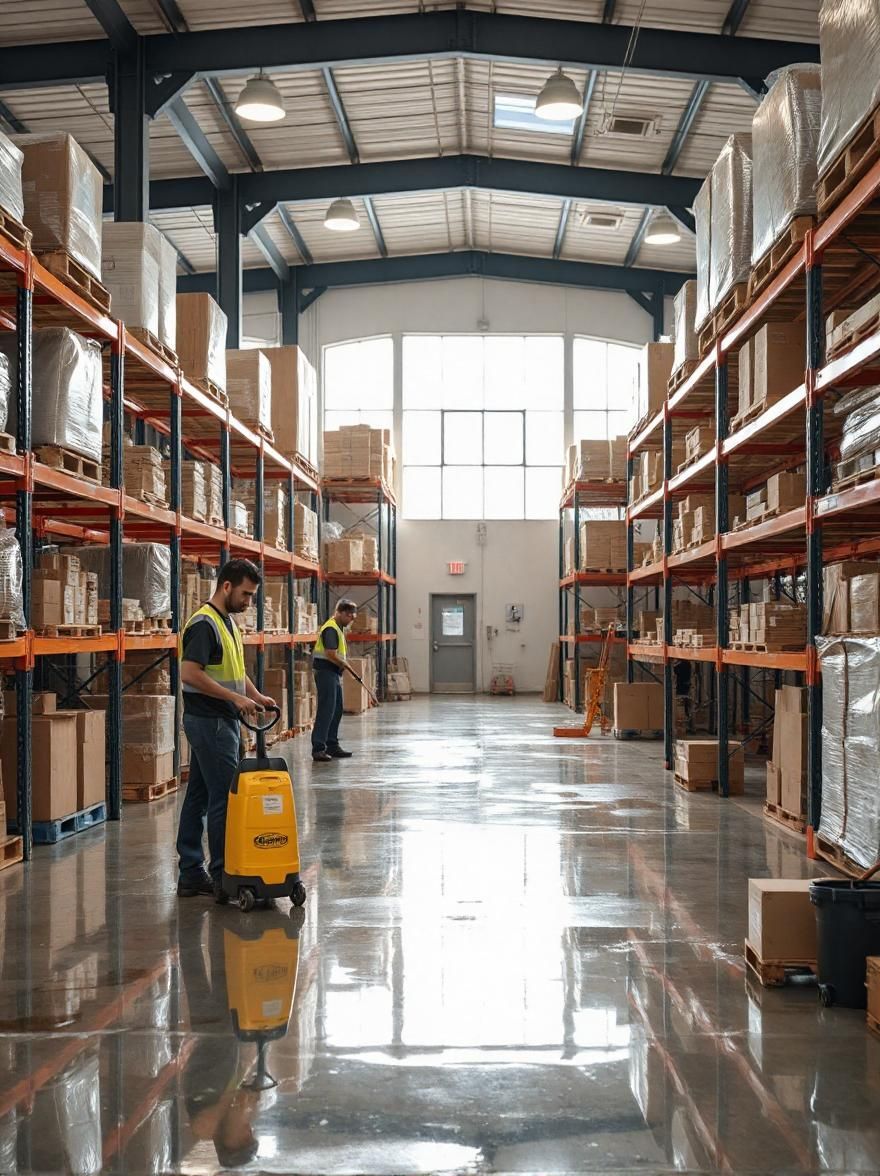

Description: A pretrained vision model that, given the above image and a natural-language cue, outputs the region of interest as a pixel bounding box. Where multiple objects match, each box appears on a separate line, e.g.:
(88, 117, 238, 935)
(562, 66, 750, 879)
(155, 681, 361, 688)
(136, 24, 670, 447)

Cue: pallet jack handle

(239, 704, 281, 758)
(345, 665, 379, 706)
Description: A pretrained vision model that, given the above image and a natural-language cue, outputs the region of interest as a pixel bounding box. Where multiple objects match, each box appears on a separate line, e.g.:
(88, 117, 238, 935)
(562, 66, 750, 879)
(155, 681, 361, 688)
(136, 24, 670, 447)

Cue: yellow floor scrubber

(222, 706, 307, 912)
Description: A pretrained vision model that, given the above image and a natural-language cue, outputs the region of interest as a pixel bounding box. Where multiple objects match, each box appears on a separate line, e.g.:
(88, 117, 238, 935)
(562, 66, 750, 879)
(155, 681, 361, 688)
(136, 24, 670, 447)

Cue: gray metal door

(430, 594, 476, 693)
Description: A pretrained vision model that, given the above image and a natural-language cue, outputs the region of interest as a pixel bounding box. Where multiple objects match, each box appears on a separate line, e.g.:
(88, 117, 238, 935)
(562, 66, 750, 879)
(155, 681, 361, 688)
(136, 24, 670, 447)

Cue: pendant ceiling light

(644, 210, 682, 246)
(324, 197, 360, 232)
(535, 69, 582, 121)
(234, 73, 285, 123)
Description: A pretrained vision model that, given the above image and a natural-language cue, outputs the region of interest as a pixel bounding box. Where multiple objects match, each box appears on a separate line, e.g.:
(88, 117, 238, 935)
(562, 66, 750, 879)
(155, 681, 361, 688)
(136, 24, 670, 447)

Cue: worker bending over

(177, 558, 277, 901)
(312, 599, 358, 762)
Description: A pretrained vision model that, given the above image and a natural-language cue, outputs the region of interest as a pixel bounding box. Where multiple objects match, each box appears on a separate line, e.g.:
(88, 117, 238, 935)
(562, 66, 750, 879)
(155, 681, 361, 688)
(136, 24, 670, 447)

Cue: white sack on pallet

(751, 65, 822, 265)
(101, 221, 161, 337)
(834, 384, 880, 461)
(71, 542, 171, 617)
(1, 327, 102, 461)
(673, 280, 698, 372)
(0, 350, 10, 433)
(817, 636, 880, 868)
(709, 133, 753, 310)
(157, 232, 177, 351)
(0, 524, 24, 627)
(817, 0, 880, 178)
(0, 128, 24, 223)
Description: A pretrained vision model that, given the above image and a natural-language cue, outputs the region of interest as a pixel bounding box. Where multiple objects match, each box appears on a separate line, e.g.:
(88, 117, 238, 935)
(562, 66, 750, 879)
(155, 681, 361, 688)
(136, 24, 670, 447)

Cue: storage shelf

(560, 633, 625, 645)
(322, 476, 396, 506)
(559, 479, 627, 510)
(325, 571, 396, 586)
(559, 571, 627, 588)
(347, 632, 397, 643)
(628, 486, 664, 521)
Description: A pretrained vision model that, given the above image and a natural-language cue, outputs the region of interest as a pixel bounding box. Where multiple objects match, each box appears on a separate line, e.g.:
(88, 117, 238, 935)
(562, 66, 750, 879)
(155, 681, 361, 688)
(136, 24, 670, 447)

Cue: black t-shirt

(182, 605, 239, 718)
(314, 624, 343, 676)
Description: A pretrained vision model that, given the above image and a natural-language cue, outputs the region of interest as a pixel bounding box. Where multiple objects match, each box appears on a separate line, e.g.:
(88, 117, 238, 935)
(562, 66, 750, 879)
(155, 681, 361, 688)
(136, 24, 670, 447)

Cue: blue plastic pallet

(30, 802, 107, 845)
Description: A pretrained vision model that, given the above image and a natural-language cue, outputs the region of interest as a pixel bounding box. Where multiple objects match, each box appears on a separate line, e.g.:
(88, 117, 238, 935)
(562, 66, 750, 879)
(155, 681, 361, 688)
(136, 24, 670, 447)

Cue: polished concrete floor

(0, 695, 878, 1174)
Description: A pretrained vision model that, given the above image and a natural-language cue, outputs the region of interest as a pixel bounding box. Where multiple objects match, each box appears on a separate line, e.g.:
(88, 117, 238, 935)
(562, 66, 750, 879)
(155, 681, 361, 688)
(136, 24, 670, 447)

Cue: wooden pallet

(128, 326, 178, 368)
(667, 359, 699, 398)
(673, 774, 744, 796)
(613, 728, 663, 741)
(207, 515, 225, 529)
(123, 777, 178, 803)
(0, 836, 23, 872)
(763, 801, 806, 836)
(697, 283, 749, 355)
(190, 376, 229, 409)
(122, 619, 146, 634)
(145, 616, 172, 634)
(729, 398, 770, 435)
(39, 250, 111, 314)
(35, 445, 101, 484)
(748, 217, 814, 302)
(833, 462, 880, 493)
(814, 833, 865, 880)
(0, 432, 15, 455)
(30, 802, 107, 846)
(827, 309, 880, 361)
(728, 640, 804, 653)
(744, 939, 816, 989)
(0, 618, 18, 641)
(0, 209, 31, 251)
(868, 1011, 880, 1040)
(818, 106, 880, 214)
(36, 623, 103, 638)
(676, 451, 705, 475)
(126, 489, 169, 509)
(294, 454, 320, 484)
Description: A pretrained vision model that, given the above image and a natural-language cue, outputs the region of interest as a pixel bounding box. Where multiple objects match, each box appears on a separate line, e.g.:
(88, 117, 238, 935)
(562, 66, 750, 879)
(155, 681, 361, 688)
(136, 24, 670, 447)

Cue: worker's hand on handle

(255, 692, 277, 710)
(234, 695, 262, 718)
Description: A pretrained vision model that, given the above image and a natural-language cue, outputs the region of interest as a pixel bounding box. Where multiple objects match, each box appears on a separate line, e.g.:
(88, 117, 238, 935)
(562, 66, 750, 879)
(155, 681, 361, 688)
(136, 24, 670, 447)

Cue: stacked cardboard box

(735, 322, 805, 424)
(99, 596, 144, 628)
(635, 342, 674, 426)
(95, 650, 171, 695)
(294, 500, 319, 560)
(578, 521, 626, 571)
(164, 459, 207, 522)
(100, 221, 177, 350)
(823, 561, 880, 635)
(673, 494, 716, 551)
(206, 463, 223, 525)
(747, 879, 816, 964)
(261, 346, 318, 469)
(324, 537, 364, 575)
(32, 552, 98, 629)
(683, 426, 708, 464)
(176, 293, 227, 395)
(114, 445, 166, 504)
(674, 739, 745, 793)
(566, 437, 626, 483)
(672, 280, 699, 376)
(730, 600, 806, 647)
(294, 597, 318, 634)
(765, 685, 807, 815)
(181, 567, 216, 626)
(123, 695, 175, 786)
(613, 682, 664, 734)
(637, 609, 661, 637)
(230, 500, 249, 535)
(350, 605, 379, 635)
(233, 480, 288, 549)
(1, 704, 81, 821)
(226, 349, 272, 439)
(265, 577, 289, 632)
(342, 655, 375, 713)
(323, 426, 395, 483)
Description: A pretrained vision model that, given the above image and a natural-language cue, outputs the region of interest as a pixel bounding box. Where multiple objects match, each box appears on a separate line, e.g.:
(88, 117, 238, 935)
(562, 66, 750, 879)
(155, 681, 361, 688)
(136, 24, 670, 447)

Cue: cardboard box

(673, 739, 744, 793)
(868, 957, 880, 1029)
(176, 293, 227, 391)
(613, 682, 664, 733)
(1, 712, 78, 822)
(766, 470, 806, 515)
(3, 690, 56, 715)
(226, 348, 272, 437)
(123, 747, 175, 785)
(324, 538, 364, 575)
(850, 572, 880, 635)
(747, 878, 816, 962)
(74, 709, 105, 810)
(823, 561, 880, 635)
(636, 342, 674, 423)
(262, 346, 318, 467)
(737, 337, 753, 417)
(753, 322, 805, 408)
(766, 761, 782, 806)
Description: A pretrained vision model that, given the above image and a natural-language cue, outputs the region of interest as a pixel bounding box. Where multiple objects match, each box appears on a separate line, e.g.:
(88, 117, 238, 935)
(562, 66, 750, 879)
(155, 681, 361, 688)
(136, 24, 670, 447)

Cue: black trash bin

(810, 879, 880, 1008)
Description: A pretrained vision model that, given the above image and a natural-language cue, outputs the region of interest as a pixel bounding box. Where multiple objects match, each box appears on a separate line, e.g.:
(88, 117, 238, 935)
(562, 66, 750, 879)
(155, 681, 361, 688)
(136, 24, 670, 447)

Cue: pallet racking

(0, 228, 320, 860)
(321, 476, 398, 698)
(626, 152, 880, 854)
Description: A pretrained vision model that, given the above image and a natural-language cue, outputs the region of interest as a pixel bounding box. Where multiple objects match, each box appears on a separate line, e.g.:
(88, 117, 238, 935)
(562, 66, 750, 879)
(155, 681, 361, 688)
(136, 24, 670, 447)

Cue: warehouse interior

(5, 1, 880, 1173)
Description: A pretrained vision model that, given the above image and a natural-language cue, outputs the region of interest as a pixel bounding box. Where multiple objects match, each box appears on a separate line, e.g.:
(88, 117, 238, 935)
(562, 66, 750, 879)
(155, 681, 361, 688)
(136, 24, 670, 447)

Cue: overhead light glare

(234, 73, 285, 123)
(644, 211, 682, 246)
(324, 197, 360, 232)
(535, 69, 582, 122)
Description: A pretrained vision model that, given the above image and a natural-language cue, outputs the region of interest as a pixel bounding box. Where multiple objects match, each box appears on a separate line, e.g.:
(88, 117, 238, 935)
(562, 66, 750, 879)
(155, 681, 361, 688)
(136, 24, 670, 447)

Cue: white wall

(246, 274, 660, 692)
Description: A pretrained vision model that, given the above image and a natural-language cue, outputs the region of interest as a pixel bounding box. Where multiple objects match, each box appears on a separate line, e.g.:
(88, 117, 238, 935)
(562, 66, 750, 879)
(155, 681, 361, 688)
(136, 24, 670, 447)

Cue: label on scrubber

(262, 795, 283, 815)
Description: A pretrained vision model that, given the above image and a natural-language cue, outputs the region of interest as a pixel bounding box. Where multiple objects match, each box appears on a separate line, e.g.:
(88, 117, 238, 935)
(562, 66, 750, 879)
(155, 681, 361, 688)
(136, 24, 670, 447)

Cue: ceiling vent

(581, 210, 623, 231)
(604, 115, 656, 138)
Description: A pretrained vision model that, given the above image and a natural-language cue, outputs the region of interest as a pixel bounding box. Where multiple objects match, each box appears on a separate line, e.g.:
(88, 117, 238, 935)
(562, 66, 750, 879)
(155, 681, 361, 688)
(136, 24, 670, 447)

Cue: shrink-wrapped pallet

(752, 65, 822, 265)
(673, 280, 698, 372)
(226, 348, 272, 437)
(262, 346, 318, 466)
(124, 695, 176, 754)
(0, 524, 23, 627)
(818, 636, 880, 867)
(694, 135, 753, 326)
(176, 293, 227, 391)
(1, 326, 102, 461)
(101, 221, 161, 337)
(0, 350, 9, 433)
(834, 384, 880, 461)
(0, 128, 24, 223)
(817, 0, 880, 177)
(13, 132, 102, 280)
(71, 542, 171, 618)
(156, 232, 177, 351)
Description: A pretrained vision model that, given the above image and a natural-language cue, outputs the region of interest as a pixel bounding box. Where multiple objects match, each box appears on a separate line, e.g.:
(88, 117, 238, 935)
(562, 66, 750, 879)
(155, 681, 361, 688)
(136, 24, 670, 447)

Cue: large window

(324, 336, 393, 433)
(402, 335, 564, 520)
(572, 337, 639, 442)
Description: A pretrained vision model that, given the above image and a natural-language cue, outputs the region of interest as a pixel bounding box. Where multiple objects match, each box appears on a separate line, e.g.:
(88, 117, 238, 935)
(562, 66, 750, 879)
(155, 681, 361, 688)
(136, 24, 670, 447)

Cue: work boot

(177, 871, 214, 898)
(312, 750, 333, 762)
(327, 745, 353, 759)
(213, 879, 229, 905)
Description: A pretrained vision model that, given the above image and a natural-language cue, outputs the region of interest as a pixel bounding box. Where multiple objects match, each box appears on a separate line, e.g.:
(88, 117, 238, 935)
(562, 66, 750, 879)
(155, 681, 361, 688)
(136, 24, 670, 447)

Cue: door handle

(432, 641, 439, 651)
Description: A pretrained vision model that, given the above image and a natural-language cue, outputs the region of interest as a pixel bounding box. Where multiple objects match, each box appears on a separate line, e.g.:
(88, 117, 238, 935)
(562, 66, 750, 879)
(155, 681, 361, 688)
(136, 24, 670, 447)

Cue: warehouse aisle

(1, 696, 878, 1174)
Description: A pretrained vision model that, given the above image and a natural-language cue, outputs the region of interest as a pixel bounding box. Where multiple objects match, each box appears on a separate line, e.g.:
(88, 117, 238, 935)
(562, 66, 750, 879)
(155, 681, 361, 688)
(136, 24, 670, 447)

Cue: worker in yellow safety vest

(311, 599, 358, 762)
(176, 558, 277, 903)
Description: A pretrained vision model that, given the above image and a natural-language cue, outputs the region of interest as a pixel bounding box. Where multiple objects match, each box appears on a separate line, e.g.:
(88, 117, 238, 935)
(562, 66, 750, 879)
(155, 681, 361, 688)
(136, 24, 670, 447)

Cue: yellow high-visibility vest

(181, 604, 246, 697)
(314, 617, 347, 663)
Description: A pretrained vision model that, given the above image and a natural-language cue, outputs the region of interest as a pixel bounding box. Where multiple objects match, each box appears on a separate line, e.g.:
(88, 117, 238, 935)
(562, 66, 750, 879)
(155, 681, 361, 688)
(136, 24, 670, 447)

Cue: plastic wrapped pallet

(752, 65, 822, 265)
(156, 232, 177, 352)
(101, 221, 161, 337)
(124, 694, 176, 754)
(673, 280, 698, 372)
(710, 134, 753, 310)
(817, 636, 880, 868)
(0, 524, 23, 627)
(0, 127, 24, 223)
(13, 132, 102, 280)
(71, 542, 171, 618)
(176, 293, 227, 391)
(1, 327, 102, 461)
(834, 384, 880, 462)
(226, 349, 272, 437)
(0, 350, 9, 433)
(261, 346, 318, 466)
(817, 0, 880, 178)
(694, 180, 713, 330)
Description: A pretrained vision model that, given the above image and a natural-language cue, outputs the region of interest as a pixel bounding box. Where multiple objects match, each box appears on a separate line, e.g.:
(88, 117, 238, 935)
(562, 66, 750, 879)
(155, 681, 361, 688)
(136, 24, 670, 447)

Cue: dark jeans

(312, 668, 343, 753)
(177, 712, 241, 881)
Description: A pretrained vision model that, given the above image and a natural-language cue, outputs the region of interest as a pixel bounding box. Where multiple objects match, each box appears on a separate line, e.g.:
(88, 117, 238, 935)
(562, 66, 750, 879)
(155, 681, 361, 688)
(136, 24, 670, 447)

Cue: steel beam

(111, 43, 150, 221)
(298, 0, 317, 18)
(203, 77, 263, 171)
(668, 206, 696, 235)
(152, 0, 189, 32)
(280, 270, 299, 345)
(214, 175, 242, 346)
(661, 80, 710, 175)
(553, 199, 572, 260)
(277, 205, 314, 265)
(83, 0, 137, 51)
(363, 196, 388, 257)
(570, 70, 597, 166)
(722, 0, 753, 35)
(145, 71, 196, 118)
(0, 99, 26, 134)
(249, 222, 290, 282)
(165, 97, 230, 188)
(178, 250, 693, 297)
(322, 66, 359, 164)
(624, 209, 652, 268)
(0, 12, 818, 90)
